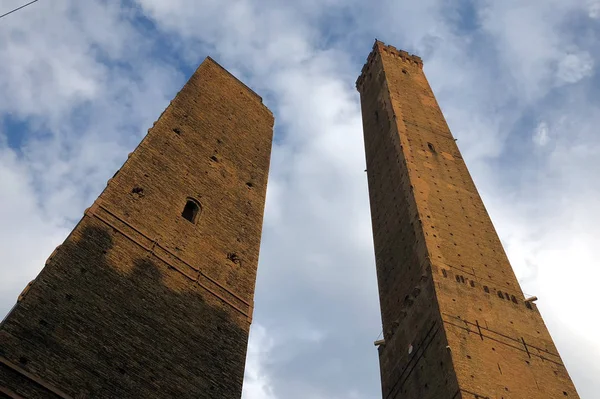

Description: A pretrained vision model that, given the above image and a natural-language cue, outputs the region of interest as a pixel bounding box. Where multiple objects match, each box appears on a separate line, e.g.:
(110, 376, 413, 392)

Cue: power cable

(0, 0, 39, 20)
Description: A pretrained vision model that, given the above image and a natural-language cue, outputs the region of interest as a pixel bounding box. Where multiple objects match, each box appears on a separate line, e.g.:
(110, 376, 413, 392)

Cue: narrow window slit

(182, 198, 201, 224)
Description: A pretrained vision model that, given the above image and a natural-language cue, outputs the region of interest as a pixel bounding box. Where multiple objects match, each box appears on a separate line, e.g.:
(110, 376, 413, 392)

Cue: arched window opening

(182, 198, 201, 224)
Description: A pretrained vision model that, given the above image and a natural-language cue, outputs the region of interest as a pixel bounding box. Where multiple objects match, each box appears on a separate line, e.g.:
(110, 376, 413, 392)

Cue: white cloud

(0, 144, 68, 315)
(486, 94, 600, 398)
(533, 121, 550, 146)
(556, 51, 595, 84)
(477, 0, 595, 101)
(588, 1, 600, 18)
(0, 0, 181, 312)
(1, 0, 599, 398)
(243, 324, 277, 399)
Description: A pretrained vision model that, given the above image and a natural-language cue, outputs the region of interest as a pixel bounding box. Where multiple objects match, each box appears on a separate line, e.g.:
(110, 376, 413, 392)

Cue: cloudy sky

(1, 0, 599, 397)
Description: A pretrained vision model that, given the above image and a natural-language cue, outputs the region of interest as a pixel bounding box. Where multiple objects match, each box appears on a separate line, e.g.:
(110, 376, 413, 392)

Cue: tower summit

(357, 40, 578, 398)
(1, 57, 273, 398)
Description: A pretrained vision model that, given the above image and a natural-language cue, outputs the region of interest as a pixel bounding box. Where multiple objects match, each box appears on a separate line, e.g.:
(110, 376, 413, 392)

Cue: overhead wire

(0, 0, 39, 20)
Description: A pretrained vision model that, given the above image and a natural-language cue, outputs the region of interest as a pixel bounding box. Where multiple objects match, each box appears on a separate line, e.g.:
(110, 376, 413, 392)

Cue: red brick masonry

(357, 40, 579, 399)
(0, 57, 273, 399)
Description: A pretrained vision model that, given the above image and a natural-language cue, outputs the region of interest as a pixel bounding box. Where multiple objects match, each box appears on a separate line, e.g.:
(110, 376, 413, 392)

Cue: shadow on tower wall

(1, 222, 248, 399)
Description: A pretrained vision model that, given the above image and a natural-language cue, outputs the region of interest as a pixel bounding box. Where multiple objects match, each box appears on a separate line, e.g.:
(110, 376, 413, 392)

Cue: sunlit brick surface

(357, 41, 578, 399)
(0, 58, 273, 398)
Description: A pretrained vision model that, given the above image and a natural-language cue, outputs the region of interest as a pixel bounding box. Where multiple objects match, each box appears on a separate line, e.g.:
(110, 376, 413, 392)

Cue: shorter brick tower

(1, 57, 274, 398)
(357, 40, 579, 399)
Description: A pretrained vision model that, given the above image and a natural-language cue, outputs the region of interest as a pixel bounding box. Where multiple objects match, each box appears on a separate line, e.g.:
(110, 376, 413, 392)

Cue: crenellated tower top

(356, 39, 423, 92)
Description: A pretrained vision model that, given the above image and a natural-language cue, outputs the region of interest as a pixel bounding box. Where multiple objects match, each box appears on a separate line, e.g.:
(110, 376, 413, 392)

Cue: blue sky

(1, 0, 600, 398)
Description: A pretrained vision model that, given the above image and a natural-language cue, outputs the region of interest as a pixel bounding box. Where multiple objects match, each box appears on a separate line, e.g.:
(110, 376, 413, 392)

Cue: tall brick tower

(356, 41, 579, 399)
(0, 57, 273, 398)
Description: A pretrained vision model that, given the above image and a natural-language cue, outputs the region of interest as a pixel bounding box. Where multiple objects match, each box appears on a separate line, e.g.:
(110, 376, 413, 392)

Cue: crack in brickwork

(384, 321, 440, 399)
(440, 315, 563, 366)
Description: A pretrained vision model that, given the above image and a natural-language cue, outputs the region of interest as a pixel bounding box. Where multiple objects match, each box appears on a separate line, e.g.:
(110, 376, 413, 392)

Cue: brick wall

(357, 41, 579, 399)
(0, 57, 273, 398)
